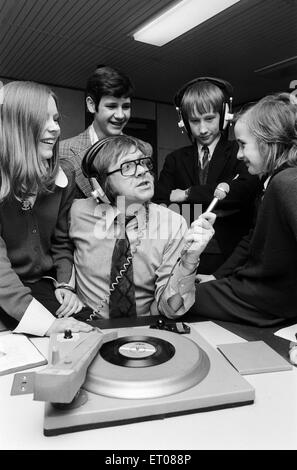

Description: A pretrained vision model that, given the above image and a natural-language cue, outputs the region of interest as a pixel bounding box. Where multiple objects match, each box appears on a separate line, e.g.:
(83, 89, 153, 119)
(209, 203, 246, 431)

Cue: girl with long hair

(0, 81, 92, 336)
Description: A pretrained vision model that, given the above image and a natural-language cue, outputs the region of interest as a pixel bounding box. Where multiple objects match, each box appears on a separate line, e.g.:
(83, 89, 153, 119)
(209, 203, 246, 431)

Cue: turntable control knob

(64, 329, 73, 339)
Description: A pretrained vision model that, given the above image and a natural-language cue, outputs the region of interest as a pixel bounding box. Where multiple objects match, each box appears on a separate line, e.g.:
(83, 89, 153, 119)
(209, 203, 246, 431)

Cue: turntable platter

(83, 328, 210, 399)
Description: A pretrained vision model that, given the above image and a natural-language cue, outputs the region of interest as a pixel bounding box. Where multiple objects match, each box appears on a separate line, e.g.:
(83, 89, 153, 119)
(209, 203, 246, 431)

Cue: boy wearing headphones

(59, 66, 134, 198)
(154, 77, 261, 274)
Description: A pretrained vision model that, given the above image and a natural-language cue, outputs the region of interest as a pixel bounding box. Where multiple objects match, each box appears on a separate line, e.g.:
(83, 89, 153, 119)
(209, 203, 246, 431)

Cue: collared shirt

(70, 199, 196, 319)
(263, 176, 271, 190)
(88, 124, 99, 146)
(0, 166, 76, 336)
(197, 134, 221, 168)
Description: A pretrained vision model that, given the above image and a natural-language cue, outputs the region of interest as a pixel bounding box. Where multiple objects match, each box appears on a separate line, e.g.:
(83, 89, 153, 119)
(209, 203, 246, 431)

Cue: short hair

(88, 135, 152, 204)
(0, 81, 60, 201)
(86, 66, 134, 111)
(236, 92, 297, 175)
(181, 80, 226, 119)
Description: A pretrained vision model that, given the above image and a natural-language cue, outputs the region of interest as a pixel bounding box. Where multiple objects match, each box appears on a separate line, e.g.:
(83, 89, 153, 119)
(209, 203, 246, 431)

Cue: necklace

(20, 199, 33, 211)
(87, 203, 149, 321)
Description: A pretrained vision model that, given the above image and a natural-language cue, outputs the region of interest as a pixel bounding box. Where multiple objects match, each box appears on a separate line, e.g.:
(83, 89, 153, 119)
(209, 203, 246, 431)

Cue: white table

(0, 321, 296, 450)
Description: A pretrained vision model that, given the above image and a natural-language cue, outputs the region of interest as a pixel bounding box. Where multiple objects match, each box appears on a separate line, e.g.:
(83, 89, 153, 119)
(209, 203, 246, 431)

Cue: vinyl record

(100, 335, 175, 368)
(84, 328, 210, 399)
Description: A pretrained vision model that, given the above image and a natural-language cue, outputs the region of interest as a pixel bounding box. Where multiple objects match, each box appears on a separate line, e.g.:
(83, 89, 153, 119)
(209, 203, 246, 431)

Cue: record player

(33, 325, 255, 436)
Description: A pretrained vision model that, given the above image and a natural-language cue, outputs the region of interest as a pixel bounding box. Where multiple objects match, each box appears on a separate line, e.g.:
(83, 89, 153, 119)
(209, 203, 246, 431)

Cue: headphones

(81, 137, 115, 204)
(174, 76, 234, 138)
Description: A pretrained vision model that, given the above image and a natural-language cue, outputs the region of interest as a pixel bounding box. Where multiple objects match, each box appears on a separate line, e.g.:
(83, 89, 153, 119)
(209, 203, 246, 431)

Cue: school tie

(199, 145, 210, 184)
(108, 216, 137, 318)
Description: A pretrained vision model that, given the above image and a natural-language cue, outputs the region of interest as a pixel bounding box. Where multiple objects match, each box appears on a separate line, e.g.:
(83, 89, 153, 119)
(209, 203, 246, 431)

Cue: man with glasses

(69, 135, 215, 320)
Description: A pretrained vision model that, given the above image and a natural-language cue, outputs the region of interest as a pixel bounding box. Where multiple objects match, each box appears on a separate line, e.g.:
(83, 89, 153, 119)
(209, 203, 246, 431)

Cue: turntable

(34, 326, 255, 436)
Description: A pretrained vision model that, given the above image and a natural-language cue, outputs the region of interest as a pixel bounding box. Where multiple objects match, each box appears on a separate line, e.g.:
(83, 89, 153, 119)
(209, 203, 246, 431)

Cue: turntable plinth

(33, 329, 117, 404)
(42, 327, 255, 436)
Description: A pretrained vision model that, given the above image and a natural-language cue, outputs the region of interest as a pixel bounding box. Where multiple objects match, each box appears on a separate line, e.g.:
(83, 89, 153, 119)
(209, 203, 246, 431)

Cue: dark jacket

(0, 164, 76, 320)
(218, 167, 297, 319)
(154, 137, 262, 261)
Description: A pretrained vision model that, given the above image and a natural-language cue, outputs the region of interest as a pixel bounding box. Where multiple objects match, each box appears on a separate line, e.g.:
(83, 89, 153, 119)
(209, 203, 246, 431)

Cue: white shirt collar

(89, 124, 99, 146)
(263, 176, 271, 190)
(197, 134, 221, 161)
(93, 202, 147, 232)
(55, 167, 68, 187)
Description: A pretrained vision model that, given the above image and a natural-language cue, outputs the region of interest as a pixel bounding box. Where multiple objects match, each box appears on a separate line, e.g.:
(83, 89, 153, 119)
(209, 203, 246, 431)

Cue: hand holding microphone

(181, 182, 230, 268)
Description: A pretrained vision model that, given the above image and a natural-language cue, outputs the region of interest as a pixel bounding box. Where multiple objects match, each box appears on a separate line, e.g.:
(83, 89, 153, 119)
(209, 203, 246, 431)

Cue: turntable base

(43, 327, 255, 436)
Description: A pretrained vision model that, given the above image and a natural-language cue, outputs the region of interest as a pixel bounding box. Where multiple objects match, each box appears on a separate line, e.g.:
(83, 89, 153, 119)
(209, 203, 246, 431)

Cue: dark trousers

(198, 253, 226, 275)
(192, 277, 282, 327)
(0, 278, 93, 329)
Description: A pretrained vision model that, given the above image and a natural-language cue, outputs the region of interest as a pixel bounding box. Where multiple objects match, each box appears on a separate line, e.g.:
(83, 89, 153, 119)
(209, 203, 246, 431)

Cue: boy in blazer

(59, 66, 134, 197)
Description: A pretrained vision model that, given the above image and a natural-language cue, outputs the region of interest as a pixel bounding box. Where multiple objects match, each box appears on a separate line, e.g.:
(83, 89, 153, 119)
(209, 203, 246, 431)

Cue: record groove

(100, 335, 175, 367)
(84, 328, 210, 399)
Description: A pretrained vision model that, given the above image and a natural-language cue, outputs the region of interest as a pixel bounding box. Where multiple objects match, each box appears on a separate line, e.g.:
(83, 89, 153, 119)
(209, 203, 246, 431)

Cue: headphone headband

(81, 137, 116, 178)
(174, 76, 233, 108)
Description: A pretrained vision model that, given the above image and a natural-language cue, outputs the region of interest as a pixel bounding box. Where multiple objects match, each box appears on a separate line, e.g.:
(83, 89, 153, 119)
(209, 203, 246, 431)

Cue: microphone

(205, 182, 230, 212)
(181, 182, 230, 256)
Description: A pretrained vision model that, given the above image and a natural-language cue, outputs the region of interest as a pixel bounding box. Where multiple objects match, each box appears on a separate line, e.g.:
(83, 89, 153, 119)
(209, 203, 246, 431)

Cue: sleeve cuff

(159, 263, 196, 318)
(13, 298, 56, 336)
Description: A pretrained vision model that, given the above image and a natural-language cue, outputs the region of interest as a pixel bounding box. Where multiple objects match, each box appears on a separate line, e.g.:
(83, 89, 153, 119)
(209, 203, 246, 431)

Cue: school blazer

(154, 137, 262, 257)
(59, 127, 93, 197)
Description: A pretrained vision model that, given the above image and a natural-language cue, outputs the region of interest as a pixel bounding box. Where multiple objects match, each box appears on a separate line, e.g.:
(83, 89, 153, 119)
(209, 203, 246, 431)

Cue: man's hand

(55, 288, 85, 318)
(170, 189, 188, 202)
(181, 212, 216, 268)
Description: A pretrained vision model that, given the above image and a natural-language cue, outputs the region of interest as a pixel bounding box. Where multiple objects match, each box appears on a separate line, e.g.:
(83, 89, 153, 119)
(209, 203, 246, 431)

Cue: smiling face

(235, 118, 264, 175)
(38, 95, 60, 162)
(188, 110, 221, 146)
(87, 95, 131, 139)
(107, 147, 154, 207)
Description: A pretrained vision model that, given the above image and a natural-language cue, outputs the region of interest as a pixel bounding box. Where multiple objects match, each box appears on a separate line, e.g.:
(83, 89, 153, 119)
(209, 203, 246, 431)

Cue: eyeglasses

(106, 157, 154, 177)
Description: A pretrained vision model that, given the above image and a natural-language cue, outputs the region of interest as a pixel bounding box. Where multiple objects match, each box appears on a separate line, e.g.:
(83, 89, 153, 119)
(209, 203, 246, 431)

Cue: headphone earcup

(176, 108, 186, 132)
(90, 178, 111, 204)
(221, 102, 234, 130)
(221, 102, 227, 130)
(175, 107, 194, 139)
(81, 137, 114, 204)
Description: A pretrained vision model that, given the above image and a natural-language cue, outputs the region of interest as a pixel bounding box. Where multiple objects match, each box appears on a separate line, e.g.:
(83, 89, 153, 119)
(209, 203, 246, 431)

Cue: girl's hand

(55, 288, 85, 318)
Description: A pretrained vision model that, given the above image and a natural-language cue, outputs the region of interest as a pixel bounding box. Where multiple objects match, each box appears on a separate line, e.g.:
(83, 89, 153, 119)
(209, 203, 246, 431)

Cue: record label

(119, 342, 156, 358)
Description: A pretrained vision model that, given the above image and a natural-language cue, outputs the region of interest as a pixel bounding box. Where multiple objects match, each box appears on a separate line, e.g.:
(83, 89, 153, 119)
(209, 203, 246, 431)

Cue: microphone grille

(214, 182, 230, 200)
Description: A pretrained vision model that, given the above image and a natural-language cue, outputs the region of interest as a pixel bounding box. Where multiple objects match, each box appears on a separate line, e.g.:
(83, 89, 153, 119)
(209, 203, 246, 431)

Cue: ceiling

(0, 0, 297, 107)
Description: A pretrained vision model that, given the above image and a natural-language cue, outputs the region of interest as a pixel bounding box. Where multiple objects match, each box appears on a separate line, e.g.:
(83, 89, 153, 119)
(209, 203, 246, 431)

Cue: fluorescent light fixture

(133, 0, 240, 46)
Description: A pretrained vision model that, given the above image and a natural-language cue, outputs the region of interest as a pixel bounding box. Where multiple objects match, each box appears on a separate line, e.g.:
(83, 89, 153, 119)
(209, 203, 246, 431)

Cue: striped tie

(109, 216, 137, 318)
(200, 145, 210, 184)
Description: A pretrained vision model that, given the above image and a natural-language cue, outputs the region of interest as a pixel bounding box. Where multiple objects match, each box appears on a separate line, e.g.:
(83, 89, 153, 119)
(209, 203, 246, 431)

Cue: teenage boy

(59, 66, 134, 197)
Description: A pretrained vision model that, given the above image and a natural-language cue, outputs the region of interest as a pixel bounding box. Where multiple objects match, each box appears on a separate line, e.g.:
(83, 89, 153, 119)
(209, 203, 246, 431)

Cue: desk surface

(0, 321, 296, 450)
